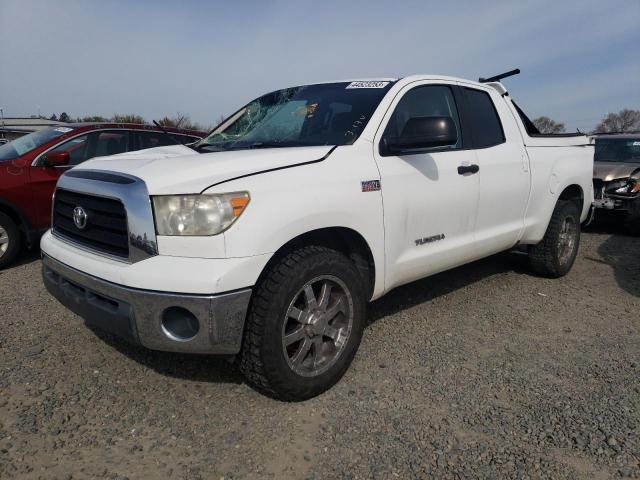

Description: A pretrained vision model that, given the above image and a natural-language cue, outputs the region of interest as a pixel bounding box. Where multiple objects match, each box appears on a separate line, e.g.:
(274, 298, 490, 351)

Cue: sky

(1, 0, 639, 131)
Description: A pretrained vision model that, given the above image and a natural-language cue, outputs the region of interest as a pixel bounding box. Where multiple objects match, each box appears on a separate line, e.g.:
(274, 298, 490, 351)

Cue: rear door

(373, 81, 481, 291)
(459, 85, 530, 253)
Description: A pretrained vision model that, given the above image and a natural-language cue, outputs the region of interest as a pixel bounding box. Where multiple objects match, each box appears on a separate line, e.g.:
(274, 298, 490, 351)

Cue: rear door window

(179, 135, 201, 144)
(94, 131, 129, 157)
(133, 131, 178, 150)
(463, 88, 505, 148)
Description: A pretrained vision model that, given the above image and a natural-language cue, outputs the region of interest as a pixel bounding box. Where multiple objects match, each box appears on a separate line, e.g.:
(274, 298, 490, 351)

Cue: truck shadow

(89, 250, 530, 385)
(583, 216, 630, 236)
(88, 327, 243, 385)
(589, 235, 640, 298)
(367, 250, 529, 324)
(583, 219, 640, 298)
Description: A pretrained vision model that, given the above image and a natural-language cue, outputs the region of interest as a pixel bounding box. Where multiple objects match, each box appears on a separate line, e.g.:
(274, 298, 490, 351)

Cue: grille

(53, 189, 129, 258)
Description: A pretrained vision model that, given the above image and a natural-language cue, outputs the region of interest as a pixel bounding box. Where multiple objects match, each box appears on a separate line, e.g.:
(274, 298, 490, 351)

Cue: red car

(0, 123, 205, 268)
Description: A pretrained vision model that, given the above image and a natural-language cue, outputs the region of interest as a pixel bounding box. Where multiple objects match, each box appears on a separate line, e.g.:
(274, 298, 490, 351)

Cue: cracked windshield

(195, 81, 395, 151)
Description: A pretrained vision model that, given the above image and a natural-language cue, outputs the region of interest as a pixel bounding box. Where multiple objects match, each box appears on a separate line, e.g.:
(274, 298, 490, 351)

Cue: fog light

(161, 307, 200, 341)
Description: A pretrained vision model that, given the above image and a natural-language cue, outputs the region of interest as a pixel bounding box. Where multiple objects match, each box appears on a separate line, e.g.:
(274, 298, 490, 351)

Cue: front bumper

(42, 254, 252, 354)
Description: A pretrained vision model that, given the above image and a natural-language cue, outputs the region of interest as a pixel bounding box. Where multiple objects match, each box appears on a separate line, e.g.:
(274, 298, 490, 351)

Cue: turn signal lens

(230, 196, 250, 217)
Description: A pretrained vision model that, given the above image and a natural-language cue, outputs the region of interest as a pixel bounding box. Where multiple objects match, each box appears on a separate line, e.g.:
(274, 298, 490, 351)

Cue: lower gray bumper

(42, 254, 252, 354)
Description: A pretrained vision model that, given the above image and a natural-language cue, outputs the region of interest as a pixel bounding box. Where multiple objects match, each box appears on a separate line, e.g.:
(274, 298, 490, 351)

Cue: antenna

(479, 68, 521, 83)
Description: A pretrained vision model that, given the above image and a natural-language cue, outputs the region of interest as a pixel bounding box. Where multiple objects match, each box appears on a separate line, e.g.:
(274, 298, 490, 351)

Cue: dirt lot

(0, 227, 638, 480)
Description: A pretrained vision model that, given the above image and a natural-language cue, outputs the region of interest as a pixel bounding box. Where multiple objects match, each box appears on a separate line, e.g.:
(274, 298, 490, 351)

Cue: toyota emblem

(73, 206, 88, 230)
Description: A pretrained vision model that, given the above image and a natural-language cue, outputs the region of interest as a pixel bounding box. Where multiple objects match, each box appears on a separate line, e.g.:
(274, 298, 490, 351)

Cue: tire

(239, 245, 366, 401)
(529, 200, 581, 278)
(0, 212, 21, 270)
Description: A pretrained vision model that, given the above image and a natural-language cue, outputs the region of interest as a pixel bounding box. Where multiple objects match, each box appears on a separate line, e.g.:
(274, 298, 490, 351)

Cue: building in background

(0, 117, 63, 141)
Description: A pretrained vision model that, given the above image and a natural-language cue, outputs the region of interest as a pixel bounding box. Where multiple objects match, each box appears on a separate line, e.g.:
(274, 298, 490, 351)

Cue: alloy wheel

(281, 275, 354, 377)
(558, 216, 577, 265)
(0, 226, 8, 258)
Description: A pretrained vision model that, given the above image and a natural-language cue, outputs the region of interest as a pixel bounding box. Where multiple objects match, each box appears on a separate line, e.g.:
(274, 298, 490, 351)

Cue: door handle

(457, 164, 479, 175)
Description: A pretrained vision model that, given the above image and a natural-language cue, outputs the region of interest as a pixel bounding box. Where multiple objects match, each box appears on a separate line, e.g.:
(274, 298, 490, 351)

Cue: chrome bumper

(42, 254, 252, 354)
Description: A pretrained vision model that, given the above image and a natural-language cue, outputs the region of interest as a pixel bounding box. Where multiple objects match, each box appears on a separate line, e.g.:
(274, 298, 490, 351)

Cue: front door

(373, 82, 481, 291)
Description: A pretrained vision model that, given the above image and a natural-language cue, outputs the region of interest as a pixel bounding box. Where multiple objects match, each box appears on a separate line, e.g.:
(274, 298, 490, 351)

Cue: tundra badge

(415, 234, 445, 246)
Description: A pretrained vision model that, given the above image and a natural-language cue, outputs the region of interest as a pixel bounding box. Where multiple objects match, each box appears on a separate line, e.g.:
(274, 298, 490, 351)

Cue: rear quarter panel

(520, 144, 594, 243)
(499, 99, 594, 243)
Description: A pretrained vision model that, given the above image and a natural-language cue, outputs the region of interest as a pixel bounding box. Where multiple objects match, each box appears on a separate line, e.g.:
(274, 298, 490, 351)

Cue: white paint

(345, 81, 390, 89)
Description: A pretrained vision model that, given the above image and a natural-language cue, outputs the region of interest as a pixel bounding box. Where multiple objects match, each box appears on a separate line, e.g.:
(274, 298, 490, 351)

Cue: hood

(593, 162, 640, 182)
(75, 144, 334, 194)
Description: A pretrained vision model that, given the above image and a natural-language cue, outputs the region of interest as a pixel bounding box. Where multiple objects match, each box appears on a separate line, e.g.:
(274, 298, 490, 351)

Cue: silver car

(592, 133, 640, 234)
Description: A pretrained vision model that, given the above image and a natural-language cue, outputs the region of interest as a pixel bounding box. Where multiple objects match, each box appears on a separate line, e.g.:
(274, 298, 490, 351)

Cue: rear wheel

(0, 212, 21, 270)
(529, 200, 581, 278)
(239, 246, 366, 401)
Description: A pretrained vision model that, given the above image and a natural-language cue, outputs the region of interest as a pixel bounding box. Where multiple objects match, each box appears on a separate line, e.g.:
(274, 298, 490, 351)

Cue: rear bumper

(42, 254, 252, 354)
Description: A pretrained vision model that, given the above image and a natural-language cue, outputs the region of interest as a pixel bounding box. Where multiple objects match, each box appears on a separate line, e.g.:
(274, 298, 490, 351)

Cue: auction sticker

(54, 127, 73, 133)
(346, 81, 390, 89)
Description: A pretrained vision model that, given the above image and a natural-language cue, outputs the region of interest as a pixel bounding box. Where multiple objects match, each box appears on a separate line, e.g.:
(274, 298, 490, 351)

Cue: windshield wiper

(235, 141, 318, 150)
(244, 142, 289, 149)
(192, 143, 230, 152)
(193, 140, 319, 153)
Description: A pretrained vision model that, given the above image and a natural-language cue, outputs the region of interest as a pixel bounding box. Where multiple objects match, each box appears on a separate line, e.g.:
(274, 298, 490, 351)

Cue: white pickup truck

(41, 74, 593, 400)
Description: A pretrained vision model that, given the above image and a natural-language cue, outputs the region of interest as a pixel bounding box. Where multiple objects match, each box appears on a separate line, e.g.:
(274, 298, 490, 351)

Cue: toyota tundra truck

(41, 74, 594, 400)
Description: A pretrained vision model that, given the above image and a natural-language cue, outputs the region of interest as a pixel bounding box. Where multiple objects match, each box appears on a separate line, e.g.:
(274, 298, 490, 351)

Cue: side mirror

(382, 116, 458, 155)
(42, 151, 70, 167)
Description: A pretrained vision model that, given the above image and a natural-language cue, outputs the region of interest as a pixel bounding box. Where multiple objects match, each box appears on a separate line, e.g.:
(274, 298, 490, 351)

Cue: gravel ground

(1, 227, 638, 479)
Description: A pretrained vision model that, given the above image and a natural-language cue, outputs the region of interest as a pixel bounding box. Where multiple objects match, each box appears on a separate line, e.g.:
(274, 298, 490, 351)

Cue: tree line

(532, 109, 640, 134)
(48, 112, 210, 132)
(45, 109, 639, 135)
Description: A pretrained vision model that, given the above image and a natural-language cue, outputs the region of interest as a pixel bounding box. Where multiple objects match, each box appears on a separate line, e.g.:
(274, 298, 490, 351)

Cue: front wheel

(239, 246, 366, 401)
(529, 200, 581, 278)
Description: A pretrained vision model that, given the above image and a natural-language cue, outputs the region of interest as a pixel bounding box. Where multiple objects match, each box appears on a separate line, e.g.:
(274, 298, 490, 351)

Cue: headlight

(152, 192, 250, 236)
(613, 173, 640, 195)
(631, 170, 640, 193)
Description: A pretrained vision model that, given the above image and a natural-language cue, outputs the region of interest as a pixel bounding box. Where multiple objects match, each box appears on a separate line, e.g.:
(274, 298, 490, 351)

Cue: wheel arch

(520, 182, 588, 245)
(0, 199, 29, 243)
(255, 227, 377, 301)
(558, 183, 584, 209)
